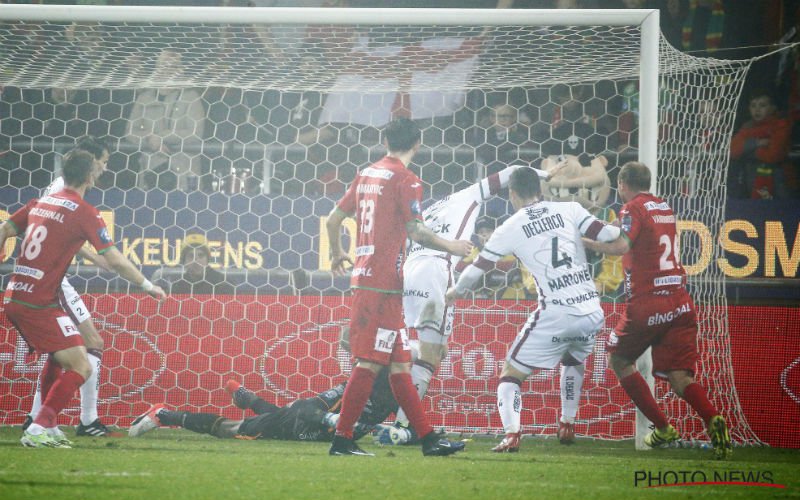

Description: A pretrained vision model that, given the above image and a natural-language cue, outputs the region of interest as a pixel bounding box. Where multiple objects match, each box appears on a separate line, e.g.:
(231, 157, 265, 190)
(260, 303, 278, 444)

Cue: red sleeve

(337, 177, 358, 215)
(729, 124, 752, 159)
(396, 172, 423, 225)
(80, 205, 114, 254)
(755, 116, 791, 164)
(8, 199, 36, 235)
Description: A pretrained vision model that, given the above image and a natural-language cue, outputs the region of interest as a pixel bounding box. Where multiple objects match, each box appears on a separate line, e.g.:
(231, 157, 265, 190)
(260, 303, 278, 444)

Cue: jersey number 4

(551, 236, 573, 269)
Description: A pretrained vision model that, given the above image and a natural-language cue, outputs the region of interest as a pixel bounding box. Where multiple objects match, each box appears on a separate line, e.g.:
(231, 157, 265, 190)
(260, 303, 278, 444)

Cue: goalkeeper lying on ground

(129, 328, 408, 442)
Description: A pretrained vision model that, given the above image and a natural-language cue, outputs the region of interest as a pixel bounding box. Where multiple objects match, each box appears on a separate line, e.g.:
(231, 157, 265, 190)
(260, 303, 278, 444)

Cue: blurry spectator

(541, 84, 617, 165)
(495, 267, 536, 301)
(124, 49, 206, 191)
(652, 0, 687, 49)
(616, 79, 677, 152)
(472, 103, 530, 175)
(729, 90, 794, 200)
(681, 0, 725, 55)
(157, 233, 234, 295)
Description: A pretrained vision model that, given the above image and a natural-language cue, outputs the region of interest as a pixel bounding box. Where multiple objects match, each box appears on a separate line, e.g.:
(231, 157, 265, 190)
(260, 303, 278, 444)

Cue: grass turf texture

(0, 426, 797, 500)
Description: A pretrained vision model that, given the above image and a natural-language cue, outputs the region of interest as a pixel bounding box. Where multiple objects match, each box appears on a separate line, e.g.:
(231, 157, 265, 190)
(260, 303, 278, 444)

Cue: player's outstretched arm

(582, 234, 630, 256)
(406, 220, 473, 257)
(77, 247, 112, 272)
(103, 247, 166, 300)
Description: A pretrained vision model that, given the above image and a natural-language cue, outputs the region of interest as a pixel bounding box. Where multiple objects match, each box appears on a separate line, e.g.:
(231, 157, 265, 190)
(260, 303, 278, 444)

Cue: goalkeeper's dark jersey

(237, 368, 397, 441)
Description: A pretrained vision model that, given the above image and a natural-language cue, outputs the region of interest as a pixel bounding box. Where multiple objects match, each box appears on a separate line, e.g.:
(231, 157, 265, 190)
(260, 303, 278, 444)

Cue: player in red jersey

(583, 161, 732, 459)
(0, 150, 166, 448)
(325, 117, 472, 456)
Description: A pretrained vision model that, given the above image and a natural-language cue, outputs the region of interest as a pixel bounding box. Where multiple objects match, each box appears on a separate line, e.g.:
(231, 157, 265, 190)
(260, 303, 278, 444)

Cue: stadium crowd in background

(0, 0, 797, 201)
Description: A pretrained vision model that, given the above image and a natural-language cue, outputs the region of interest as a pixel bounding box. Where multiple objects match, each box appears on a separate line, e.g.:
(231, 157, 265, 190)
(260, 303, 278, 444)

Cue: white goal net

(0, 5, 762, 446)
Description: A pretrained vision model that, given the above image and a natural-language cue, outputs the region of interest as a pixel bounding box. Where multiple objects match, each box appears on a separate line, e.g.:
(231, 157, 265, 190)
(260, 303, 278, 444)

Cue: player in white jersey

(23, 136, 117, 437)
(385, 164, 553, 444)
(446, 167, 621, 452)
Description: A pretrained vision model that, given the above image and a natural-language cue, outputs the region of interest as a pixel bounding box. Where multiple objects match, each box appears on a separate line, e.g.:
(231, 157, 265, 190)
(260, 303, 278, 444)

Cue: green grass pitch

(0, 426, 797, 500)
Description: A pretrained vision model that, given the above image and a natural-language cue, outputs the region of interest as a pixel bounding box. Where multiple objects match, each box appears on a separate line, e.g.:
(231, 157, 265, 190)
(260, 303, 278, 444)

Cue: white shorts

(60, 277, 91, 325)
(402, 256, 454, 345)
(506, 307, 604, 373)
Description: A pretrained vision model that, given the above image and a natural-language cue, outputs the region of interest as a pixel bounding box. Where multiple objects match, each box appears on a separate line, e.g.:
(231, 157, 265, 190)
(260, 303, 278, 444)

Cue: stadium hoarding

(0, 189, 797, 280)
(0, 296, 797, 448)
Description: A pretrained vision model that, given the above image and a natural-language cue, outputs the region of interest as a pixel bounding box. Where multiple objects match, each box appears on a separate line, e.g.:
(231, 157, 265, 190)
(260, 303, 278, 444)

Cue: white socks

(30, 352, 102, 426)
(79, 353, 102, 425)
(560, 364, 585, 424)
(497, 380, 522, 434)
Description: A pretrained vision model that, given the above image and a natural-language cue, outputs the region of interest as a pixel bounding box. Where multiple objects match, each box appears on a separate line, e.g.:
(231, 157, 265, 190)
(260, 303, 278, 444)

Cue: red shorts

(4, 301, 84, 354)
(348, 289, 411, 365)
(606, 289, 698, 379)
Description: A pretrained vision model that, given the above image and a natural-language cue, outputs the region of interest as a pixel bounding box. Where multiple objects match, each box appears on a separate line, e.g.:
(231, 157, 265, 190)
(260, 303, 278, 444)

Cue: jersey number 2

(658, 234, 680, 270)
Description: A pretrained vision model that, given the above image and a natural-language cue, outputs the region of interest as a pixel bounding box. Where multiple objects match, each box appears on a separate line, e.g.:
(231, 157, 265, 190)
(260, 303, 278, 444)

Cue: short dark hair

(74, 135, 110, 160)
(748, 88, 775, 105)
(509, 166, 541, 199)
(383, 117, 420, 153)
(618, 161, 651, 192)
(62, 150, 95, 187)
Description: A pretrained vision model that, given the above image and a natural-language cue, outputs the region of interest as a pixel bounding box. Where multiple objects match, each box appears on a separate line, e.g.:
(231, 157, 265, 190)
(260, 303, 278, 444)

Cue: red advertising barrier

(1, 295, 798, 448)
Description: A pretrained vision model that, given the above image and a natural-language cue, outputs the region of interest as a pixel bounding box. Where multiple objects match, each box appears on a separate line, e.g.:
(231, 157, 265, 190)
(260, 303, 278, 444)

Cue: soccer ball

(373, 424, 409, 445)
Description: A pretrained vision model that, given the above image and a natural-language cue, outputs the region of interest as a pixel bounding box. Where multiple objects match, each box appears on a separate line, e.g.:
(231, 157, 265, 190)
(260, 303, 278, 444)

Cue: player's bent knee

(78, 320, 104, 350)
(608, 354, 634, 378)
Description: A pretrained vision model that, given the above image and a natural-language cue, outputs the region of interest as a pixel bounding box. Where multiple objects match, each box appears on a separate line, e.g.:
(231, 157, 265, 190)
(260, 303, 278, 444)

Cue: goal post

(0, 4, 762, 448)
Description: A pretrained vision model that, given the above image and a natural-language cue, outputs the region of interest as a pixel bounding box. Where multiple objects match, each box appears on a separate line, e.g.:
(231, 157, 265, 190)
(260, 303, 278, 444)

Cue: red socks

(335, 366, 377, 439)
(34, 370, 85, 428)
(39, 356, 62, 403)
(390, 372, 433, 439)
(619, 372, 669, 430)
(682, 382, 719, 425)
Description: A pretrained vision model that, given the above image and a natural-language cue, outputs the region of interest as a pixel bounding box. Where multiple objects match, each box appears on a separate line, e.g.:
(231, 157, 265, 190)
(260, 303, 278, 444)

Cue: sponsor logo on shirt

(352, 267, 373, 277)
(360, 167, 395, 180)
(6, 281, 35, 293)
(621, 215, 632, 233)
(12, 265, 44, 280)
(403, 288, 430, 298)
(552, 333, 595, 343)
(40, 195, 79, 212)
(355, 245, 375, 256)
(374, 328, 398, 353)
(654, 275, 683, 287)
(97, 227, 112, 244)
(646, 302, 691, 326)
(57, 316, 80, 337)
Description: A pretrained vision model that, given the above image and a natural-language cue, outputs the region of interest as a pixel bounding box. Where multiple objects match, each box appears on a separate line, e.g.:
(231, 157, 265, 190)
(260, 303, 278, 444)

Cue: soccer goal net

(0, 5, 762, 447)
